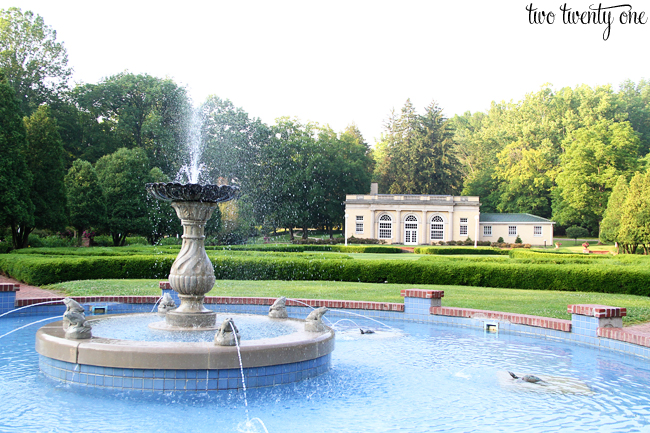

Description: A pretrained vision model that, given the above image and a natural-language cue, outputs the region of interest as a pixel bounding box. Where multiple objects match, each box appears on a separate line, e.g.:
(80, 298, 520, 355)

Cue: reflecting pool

(2, 314, 650, 432)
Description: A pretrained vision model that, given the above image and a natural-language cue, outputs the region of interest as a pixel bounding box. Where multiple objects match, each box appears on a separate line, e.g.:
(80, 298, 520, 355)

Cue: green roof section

(479, 213, 554, 223)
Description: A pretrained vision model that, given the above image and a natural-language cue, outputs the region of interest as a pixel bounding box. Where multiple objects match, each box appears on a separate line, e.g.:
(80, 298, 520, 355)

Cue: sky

(8, 0, 650, 145)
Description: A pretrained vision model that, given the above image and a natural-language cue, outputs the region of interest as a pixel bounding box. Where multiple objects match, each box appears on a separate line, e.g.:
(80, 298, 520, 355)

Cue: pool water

(2, 314, 650, 432)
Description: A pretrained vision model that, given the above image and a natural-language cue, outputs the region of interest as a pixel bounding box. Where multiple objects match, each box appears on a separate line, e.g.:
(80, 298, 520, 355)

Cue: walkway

(0, 275, 62, 299)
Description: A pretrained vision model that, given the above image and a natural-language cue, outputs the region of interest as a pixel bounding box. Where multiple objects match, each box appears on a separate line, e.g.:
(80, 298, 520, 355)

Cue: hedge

(215, 244, 404, 254)
(3, 252, 650, 296)
(509, 249, 608, 259)
(413, 247, 509, 255)
(0, 254, 175, 285)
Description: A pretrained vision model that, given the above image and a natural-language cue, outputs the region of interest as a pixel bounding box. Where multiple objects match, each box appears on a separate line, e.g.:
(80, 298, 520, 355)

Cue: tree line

(1, 7, 649, 251)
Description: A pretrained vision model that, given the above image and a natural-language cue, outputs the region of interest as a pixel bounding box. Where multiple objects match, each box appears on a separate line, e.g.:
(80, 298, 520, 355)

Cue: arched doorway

(404, 214, 419, 245)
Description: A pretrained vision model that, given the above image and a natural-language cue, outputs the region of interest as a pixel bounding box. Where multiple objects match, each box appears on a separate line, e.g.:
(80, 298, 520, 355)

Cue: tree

(253, 117, 375, 240)
(75, 72, 190, 176)
(617, 79, 650, 156)
(565, 225, 590, 244)
(0, 72, 32, 248)
(65, 159, 107, 241)
(600, 175, 629, 246)
(13, 105, 68, 248)
(95, 148, 152, 246)
(493, 140, 554, 217)
(0, 8, 72, 115)
(618, 172, 650, 254)
(375, 100, 462, 195)
(554, 120, 640, 233)
(199, 96, 271, 186)
(312, 124, 374, 237)
(146, 167, 181, 245)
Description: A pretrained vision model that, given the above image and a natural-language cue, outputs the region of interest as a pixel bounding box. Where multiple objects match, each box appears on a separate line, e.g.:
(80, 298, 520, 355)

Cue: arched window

(430, 215, 445, 240)
(404, 214, 419, 244)
(378, 214, 392, 239)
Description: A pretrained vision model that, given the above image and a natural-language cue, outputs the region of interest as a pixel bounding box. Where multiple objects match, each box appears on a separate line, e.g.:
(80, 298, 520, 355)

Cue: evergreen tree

(0, 73, 33, 248)
(600, 175, 629, 246)
(618, 172, 650, 254)
(375, 100, 461, 195)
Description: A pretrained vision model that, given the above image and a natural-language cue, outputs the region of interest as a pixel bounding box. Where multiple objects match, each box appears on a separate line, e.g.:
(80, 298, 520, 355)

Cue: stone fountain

(146, 182, 239, 329)
(34, 182, 335, 391)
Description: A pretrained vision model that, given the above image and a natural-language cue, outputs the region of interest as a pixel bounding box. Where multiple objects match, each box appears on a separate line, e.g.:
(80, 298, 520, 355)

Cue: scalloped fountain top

(146, 182, 239, 203)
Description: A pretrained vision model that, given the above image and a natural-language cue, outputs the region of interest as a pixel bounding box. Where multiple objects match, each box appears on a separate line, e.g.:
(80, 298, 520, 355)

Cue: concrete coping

(36, 314, 335, 370)
(568, 304, 627, 318)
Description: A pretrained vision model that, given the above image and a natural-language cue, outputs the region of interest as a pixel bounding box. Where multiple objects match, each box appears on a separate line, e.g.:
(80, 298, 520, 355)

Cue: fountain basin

(36, 314, 335, 391)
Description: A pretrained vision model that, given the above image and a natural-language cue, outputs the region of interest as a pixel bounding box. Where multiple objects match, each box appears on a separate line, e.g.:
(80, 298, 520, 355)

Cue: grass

(46, 278, 650, 326)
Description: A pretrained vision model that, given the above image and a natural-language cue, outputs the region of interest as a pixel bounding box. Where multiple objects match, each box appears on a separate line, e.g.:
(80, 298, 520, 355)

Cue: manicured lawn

(46, 279, 650, 326)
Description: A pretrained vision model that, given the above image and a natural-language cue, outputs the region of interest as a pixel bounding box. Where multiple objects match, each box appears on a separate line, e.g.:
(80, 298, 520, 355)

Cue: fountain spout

(305, 307, 329, 332)
(215, 318, 240, 346)
(268, 296, 288, 319)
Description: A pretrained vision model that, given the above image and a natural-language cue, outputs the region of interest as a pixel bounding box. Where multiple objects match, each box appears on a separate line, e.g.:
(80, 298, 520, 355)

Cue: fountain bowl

(145, 182, 239, 203)
(36, 314, 335, 391)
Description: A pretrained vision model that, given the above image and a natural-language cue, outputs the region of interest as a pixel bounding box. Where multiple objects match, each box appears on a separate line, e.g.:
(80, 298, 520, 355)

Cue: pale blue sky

(10, 0, 650, 144)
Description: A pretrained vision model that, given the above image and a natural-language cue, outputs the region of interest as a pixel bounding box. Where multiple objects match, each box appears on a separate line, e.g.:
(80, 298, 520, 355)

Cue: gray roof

(479, 213, 554, 223)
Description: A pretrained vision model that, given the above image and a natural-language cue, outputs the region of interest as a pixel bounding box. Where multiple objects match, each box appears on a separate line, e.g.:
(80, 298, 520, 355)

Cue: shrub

(3, 251, 650, 296)
(0, 241, 12, 254)
(497, 237, 504, 243)
(515, 235, 522, 244)
(157, 237, 182, 246)
(413, 247, 509, 255)
(291, 238, 346, 245)
(345, 236, 386, 245)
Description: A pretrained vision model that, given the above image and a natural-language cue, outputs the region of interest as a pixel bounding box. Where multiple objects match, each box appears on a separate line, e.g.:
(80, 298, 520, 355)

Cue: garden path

(0, 275, 61, 299)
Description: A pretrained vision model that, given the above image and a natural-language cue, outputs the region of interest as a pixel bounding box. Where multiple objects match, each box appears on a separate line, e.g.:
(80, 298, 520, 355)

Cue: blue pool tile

(218, 378, 228, 389)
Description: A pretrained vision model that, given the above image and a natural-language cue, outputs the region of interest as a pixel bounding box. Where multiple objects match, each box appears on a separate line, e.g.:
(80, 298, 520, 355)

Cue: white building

(344, 183, 554, 246)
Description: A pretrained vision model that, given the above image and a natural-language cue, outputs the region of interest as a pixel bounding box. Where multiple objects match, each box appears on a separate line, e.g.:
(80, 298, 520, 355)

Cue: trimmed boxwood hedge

(0, 254, 175, 285)
(215, 245, 404, 254)
(414, 247, 509, 255)
(509, 249, 608, 260)
(3, 252, 650, 296)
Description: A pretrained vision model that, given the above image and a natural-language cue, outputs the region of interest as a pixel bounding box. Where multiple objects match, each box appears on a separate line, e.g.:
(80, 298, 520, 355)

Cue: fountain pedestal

(146, 182, 239, 329)
(165, 201, 219, 328)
